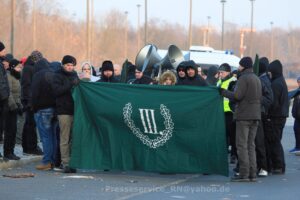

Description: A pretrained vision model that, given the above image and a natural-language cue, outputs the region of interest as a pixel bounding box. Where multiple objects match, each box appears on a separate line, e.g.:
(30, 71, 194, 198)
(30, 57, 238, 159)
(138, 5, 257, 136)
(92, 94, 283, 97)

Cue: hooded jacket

(268, 60, 289, 118)
(206, 66, 219, 86)
(98, 61, 119, 83)
(81, 62, 100, 82)
(292, 91, 300, 120)
(20, 56, 35, 108)
(31, 59, 56, 112)
(177, 61, 207, 86)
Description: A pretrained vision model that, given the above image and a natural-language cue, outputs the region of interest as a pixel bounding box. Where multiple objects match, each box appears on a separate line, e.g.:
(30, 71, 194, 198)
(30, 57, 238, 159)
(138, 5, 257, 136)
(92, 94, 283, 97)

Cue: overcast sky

(58, 0, 299, 31)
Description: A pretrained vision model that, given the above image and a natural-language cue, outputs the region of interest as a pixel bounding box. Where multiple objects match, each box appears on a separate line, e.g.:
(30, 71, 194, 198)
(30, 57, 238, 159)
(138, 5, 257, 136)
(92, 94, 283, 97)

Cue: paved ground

(0, 116, 299, 200)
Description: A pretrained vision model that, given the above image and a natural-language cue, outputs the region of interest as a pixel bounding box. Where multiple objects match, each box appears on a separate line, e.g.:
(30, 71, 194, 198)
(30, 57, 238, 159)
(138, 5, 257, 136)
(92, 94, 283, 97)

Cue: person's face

(163, 78, 173, 85)
(219, 71, 230, 79)
(0, 49, 6, 57)
(63, 63, 75, 72)
(103, 70, 113, 78)
(114, 64, 121, 76)
(238, 65, 244, 72)
(3, 61, 9, 70)
(135, 70, 143, 79)
(14, 64, 23, 72)
(187, 68, 196, 77)
(177, 68, 185, 78)
(82, 64, 91, 74)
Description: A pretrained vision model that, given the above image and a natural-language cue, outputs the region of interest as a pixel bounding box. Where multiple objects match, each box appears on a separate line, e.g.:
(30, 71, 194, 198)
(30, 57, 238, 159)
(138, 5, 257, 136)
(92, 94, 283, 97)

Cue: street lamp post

(249, 0, 255, 56)
(11, 0, 15, 55)
(188, 0, 193, 48)
(144, 0, 148, 45)
(270, 21, 274, 60)
(220, 0, 226, 50)
(32, 0, 36, 50)
(124, 11, 129, 58)
(86, 0, 90, 60)
(137, 4, 141, 52)
(207, 16, 211, 46)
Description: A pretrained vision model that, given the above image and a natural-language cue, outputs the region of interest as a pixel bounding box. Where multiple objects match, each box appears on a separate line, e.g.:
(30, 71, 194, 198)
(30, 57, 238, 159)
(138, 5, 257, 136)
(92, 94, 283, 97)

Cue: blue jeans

(34, 108, 58, 164)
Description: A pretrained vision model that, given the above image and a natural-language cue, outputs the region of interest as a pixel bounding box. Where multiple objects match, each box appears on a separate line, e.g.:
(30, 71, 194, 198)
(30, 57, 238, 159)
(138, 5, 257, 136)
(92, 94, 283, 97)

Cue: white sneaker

(258, 169, 268, 177)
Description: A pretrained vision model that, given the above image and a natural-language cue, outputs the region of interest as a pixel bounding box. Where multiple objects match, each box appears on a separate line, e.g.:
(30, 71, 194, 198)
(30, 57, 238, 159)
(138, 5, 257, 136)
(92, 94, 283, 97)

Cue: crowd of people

(0, 40, 299, 181)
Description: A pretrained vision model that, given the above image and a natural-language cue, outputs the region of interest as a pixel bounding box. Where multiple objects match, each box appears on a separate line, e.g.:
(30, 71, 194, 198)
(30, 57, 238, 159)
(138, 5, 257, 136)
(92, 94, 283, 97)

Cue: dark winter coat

(20, 56, 35, 108)
(177, 64, 207, 86)
(292, 91, 300, 120)
(52, 68, 78, 115)
(222, 68, 262, 120)
(206, 66, 219, 86)
(31, 59, 56, 113)
(259, 73, 273, 114)
(0, 57, 9, 102)
(132, 75, 153, 85)
(268, 60, 289, 118)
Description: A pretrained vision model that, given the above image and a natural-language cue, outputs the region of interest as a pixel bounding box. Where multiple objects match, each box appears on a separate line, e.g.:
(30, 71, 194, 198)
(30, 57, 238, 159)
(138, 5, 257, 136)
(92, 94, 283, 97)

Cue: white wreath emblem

(123, 103, 174, 148)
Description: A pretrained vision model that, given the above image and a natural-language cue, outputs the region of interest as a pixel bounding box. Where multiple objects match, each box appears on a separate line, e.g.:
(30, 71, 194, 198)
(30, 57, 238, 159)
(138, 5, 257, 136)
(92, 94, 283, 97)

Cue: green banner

(70, 82, 228, 176)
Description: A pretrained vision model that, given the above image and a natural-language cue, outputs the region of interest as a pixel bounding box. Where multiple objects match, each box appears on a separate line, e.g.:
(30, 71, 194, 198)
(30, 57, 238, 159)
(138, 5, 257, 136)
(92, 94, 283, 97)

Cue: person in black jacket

(20, 51, 44, 155)
(177, 60, 208, 86)
(255, 57, 273, 177)
(52, 55, 79, 173)
(97, 60, 119, 83)
(291, 77, 300, 154)
(266, 59, 289, 174)
(176, 63, 186, 85)
(206, 65, 219, 86)
(0, 42, 10, 156)
(132, 65, 153, 85)
(31, 58, 59, 170)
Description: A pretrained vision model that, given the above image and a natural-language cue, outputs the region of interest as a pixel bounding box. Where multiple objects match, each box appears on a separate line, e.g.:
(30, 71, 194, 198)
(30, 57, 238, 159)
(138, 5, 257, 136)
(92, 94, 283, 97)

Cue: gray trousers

(236, 120, 259, 178)
(58, 115, 73, 166)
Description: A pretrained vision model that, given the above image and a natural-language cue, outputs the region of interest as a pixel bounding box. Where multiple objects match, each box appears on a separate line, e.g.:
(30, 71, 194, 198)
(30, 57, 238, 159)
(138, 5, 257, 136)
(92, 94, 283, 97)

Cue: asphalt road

(0, 117, 299, 200)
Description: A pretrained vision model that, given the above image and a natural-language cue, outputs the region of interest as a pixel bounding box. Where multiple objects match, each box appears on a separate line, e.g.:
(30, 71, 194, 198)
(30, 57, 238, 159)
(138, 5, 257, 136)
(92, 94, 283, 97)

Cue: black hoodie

(31, 59, 56, 112)
(206, 66, 219, 86)
(268, 60, 289, 118)
(178, 61, 207, 86)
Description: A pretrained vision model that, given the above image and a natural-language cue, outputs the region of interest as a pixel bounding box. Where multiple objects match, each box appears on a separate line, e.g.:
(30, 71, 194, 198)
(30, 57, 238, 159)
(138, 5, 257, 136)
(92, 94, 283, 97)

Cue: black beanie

(239, 57, 253, 69)
(9, 59, 20, 68)
(0, 42, 5, 52)
(219, 63, 231, 72)
(62, 55, 77, 66)
(101, 60, 114, 72)
(259, 57, 269, 74)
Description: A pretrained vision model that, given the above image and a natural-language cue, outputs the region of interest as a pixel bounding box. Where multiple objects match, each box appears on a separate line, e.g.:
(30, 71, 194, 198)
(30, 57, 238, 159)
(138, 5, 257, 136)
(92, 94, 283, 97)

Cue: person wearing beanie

(265, 60, 288, 174)
(97, 60, 118, 83)
(30, 50, 43, 63)
(254, 56, 273, 177)
(3, 59, 23, 160)
(51, 55, 79, 173)
(220, 56, 262, 182)
(217, 63, 237, 165)
(0, 41, 10, 150)
(177, 60, 207, 86)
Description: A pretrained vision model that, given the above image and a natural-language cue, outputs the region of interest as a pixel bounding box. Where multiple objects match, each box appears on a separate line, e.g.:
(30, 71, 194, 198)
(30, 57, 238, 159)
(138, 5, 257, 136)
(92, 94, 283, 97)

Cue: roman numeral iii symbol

(139, 109, 158, 134)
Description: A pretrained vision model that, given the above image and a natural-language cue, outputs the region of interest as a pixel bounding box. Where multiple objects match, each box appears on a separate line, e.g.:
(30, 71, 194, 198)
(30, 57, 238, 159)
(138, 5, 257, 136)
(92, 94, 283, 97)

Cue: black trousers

(0, 99, 8, 142)
(255, 118, 267, 170)
(265, 117, 286, 172)
(22, 110, 38, 152)
(225, 112, 237, 157)
(4, 110, 17, 156)
(294, 119, 300, 149)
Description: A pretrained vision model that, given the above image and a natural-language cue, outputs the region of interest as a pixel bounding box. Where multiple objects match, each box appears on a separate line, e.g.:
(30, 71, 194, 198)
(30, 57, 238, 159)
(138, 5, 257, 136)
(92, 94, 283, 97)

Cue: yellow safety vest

(217, 77, 235, 112)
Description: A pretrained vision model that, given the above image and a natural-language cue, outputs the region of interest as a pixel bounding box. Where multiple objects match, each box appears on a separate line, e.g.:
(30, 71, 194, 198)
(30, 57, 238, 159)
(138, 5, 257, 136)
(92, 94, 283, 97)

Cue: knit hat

(101, 60, 114, 72)
(30, 50, 43, 63)
(218, 63, 231, 72)
(239, 57, 253, 69)
(62, 55, 77, 66)
(9, 59, 20, 69)
(0, 42, 5, 52)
